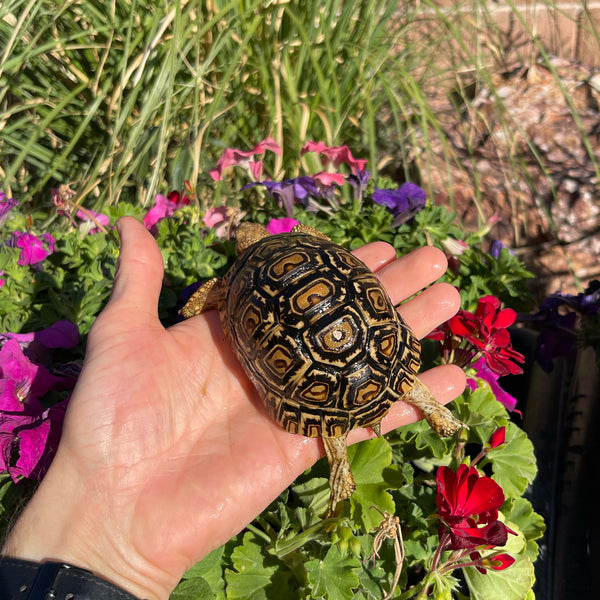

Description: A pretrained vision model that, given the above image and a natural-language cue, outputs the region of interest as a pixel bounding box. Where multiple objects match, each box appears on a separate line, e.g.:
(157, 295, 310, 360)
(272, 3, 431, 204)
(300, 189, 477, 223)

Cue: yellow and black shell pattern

(221, 232, 422, 439)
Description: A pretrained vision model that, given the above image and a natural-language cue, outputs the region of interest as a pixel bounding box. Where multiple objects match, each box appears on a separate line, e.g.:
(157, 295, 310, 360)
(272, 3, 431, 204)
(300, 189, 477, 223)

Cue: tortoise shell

(219, 231, 421, 438)
(180, 222, 463, 514)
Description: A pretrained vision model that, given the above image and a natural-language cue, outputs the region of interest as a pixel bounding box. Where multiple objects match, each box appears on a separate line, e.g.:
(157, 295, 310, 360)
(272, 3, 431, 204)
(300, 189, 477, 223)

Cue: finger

(347, 364, 467, 444)
(108, 217, 165, 316)
(376, 246, 449, 304)
(398, 282, 461, 339)
(351, 241, 397, 271)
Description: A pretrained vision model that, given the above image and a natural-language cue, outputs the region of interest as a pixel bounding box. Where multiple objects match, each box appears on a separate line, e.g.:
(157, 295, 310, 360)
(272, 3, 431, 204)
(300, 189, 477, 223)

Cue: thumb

(108, 216, 164, 316)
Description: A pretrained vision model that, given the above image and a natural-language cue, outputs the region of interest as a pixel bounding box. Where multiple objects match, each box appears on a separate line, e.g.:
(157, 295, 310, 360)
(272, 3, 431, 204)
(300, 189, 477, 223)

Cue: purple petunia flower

(542, 280, 600, 316)
(347, 169, 371, 199)
(245, 177, 320, 217)
(0, 192, 18, 227)
(372, 182, 426, 225)
(9, 232, 56, 265)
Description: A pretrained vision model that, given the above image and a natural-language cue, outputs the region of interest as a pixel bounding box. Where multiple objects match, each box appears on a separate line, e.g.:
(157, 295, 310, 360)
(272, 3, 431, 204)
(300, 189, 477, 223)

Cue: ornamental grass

(2, 1, 599, 598)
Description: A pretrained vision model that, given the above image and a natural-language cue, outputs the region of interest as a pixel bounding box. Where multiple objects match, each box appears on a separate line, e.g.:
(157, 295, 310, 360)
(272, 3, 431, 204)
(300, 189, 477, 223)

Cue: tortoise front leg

(179, 278, 223, 317)
(402, 377, 465, 437)
(323, 433, 356, 516)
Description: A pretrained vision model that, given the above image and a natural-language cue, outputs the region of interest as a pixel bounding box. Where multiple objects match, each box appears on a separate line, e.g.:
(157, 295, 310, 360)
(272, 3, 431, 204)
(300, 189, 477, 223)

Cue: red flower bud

(487, 426, 506, 449)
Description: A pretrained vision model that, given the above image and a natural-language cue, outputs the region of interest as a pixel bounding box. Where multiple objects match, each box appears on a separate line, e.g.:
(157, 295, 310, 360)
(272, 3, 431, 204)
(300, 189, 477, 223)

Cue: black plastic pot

(507, 329, 599, 599)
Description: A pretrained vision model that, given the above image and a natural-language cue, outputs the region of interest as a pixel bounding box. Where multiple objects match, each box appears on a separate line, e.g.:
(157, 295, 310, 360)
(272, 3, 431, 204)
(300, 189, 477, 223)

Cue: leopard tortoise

(180, 222, 464, 514)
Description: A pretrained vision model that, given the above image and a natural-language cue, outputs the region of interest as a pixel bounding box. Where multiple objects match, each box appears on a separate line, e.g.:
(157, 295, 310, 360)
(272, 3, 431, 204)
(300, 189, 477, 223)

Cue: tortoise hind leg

(179, 278, 223, 318)
(403, 378, 466, 437)
(323, 434, 356, 516)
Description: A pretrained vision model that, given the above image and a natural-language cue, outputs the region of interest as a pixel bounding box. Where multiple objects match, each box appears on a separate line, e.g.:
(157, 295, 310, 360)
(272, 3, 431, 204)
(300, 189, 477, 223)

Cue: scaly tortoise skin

(180, 223, 464, 514)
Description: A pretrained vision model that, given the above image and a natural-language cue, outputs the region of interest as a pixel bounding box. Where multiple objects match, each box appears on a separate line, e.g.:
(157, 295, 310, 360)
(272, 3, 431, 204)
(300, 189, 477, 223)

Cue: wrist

(1, 452, 173, 600)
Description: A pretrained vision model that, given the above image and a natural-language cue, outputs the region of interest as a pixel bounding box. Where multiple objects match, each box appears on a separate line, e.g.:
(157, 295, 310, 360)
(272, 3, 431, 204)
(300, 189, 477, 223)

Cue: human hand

(2, 217, 466, 600)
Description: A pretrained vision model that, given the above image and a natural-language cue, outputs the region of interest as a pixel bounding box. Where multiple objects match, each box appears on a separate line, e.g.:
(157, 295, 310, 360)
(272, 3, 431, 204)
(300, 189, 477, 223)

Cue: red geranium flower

(450, 295, 524, 376)
(436, 464, 513, 551)
(429, 295, 525, 378)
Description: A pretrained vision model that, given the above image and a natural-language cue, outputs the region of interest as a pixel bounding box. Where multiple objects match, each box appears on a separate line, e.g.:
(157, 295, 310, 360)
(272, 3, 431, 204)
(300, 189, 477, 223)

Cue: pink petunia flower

(144, 192, 189, 234)
(203, 206, 246, 241)
(9, 232, 55, 266)
(0, 321, 80, 368)
(209, 138, 282, 181)
(76, 208, 111, 234)
(312, 171, 346, 187)
(301, 141, 368, 173)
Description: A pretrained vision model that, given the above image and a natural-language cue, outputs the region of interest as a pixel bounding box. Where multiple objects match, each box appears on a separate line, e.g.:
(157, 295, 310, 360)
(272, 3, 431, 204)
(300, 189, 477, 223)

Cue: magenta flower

(0, 320, 80, 367)
(0, 192, 18, 226)
(9, 232, 55, 266)
(0, 340, 39, 412)
(0, 325, 77, 482)
(467, 357, 519, 413)
(76, 208, 110, 234)
(301, 141, 368, 173)
(209, 138, 281, 181)
(144, 192, 189, 234)
(0, 270, 4, 290)
(0, 400, 67, 482)
(0, 339, 68, 413)
(266, 218, 299, 235)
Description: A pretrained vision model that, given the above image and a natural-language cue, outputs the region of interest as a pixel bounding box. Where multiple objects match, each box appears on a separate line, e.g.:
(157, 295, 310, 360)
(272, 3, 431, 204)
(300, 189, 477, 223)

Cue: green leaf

(225, 532, 294, 599)
(489, 422, 537, 498)
(463, 523, 535, 600)
(347, 438, 396, 531)
(306, 545, 361, 599)
(502, 497, 546, 562)
(292, 477, 330, 515)
(182, 546, 225, 596)
(170, 577, 213, 600)
(458, 386, 509, 445)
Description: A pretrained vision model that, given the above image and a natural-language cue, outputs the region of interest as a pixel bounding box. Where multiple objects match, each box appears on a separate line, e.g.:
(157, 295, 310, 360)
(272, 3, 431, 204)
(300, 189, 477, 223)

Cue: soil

(415, 56, 600, 299)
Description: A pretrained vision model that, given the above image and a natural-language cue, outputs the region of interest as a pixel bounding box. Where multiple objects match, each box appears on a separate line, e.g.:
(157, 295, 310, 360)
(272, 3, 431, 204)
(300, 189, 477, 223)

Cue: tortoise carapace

(180, 222, 464, 514)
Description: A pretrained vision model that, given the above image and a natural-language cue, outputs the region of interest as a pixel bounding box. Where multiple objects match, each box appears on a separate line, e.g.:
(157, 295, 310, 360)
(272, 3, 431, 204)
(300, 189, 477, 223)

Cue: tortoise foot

(404, 377, 467, 437)
(323, 434, 356, 516)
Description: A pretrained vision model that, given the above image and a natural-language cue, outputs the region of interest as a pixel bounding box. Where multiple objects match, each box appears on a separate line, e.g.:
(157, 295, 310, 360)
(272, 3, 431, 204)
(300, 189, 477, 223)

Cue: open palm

(4, 217, 466, 600)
